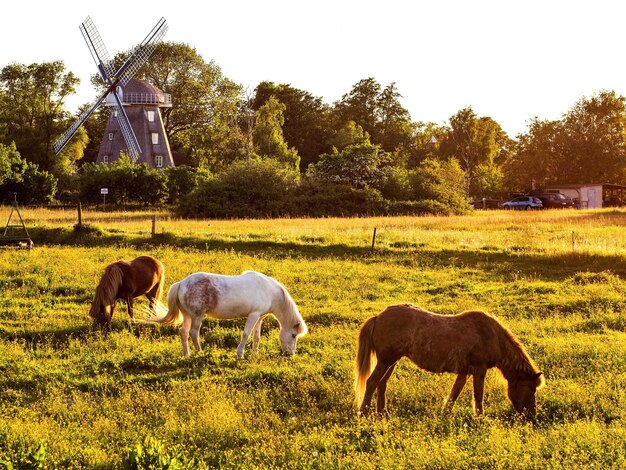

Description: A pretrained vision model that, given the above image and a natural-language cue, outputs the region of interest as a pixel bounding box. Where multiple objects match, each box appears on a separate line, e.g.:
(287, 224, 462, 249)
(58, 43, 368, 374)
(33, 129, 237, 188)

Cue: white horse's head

(279, 320, 307, 356)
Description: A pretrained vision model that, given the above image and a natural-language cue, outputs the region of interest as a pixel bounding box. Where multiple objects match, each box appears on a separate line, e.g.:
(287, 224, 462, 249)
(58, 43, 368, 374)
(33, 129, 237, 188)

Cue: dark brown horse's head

(507, 372, 544, 417)
(89, 301, 112, 329)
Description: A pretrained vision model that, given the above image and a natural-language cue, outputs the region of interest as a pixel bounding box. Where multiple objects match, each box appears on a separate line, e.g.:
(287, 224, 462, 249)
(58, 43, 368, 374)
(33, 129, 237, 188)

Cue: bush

(286, 180, 388, 217)
(164, 166, 211, 204)
(178, 158, 299, 218)
(78, 157, 168, 206)
(388, 199, 453, 216)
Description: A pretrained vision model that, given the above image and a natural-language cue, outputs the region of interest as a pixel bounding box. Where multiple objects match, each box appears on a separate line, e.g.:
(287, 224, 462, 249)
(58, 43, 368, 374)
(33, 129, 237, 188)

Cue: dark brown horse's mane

(488, 314, 541, 380)
(89, 262, 124, 323)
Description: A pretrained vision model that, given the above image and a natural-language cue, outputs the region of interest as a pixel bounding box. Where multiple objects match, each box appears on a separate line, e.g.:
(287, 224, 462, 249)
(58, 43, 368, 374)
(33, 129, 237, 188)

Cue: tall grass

(0, 208, 625, 467)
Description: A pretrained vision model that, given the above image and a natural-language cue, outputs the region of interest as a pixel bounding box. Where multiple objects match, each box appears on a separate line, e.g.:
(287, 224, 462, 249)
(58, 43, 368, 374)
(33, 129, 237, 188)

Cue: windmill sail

(80, 16, 115, 81)
(111, 92, 142, 160)
(53, 88, 109, 155)
(118, 18, 168, 86)
(53, 16, 168, 160)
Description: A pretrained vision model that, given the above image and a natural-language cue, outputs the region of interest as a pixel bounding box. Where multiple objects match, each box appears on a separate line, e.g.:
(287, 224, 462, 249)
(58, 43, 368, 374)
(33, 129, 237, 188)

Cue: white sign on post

(101, 188, 109, 195)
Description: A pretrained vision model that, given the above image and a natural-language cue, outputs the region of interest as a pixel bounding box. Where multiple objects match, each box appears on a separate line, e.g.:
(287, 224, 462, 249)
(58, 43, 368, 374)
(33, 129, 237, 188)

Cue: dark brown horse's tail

(354, 315, 378, 409)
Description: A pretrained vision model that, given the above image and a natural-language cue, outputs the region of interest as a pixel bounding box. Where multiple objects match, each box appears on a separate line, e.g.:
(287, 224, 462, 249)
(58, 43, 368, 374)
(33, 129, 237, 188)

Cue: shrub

(286, 180, 388, 217)
(164, 166, 211, 204)
(78, 157, 168, 206)
(178, 158, 299, 218)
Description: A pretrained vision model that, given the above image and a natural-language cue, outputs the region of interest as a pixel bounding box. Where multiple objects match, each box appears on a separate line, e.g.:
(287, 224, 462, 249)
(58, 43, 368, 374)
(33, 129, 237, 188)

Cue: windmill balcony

(106, 91, 172, 107)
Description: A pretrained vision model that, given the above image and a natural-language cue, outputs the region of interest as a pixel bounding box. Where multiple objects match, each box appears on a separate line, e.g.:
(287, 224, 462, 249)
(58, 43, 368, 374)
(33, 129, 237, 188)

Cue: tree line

(1, 42, 625, 215)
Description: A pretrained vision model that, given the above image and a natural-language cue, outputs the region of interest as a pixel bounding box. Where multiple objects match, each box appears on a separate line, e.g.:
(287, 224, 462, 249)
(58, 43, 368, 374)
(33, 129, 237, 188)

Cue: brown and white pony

(89, 255, 165, 329)
(138, 271, 307, 359)
(355, 304, 544, 417)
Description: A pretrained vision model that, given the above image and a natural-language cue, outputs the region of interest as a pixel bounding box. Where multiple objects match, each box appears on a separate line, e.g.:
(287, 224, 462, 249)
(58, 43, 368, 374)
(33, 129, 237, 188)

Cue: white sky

(1, 0, 625, 137)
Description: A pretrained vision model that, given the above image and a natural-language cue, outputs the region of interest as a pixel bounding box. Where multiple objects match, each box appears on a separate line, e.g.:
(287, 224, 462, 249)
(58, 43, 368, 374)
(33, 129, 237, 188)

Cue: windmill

(53, 16, 168, 164)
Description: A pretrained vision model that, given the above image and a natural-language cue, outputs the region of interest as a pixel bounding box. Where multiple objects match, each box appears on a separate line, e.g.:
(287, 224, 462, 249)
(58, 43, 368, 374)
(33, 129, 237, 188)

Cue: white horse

(140, 271, 307, 359)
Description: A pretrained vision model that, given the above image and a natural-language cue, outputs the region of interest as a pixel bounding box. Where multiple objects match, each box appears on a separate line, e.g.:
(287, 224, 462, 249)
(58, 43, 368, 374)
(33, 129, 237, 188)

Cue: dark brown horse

(355, 304, 544, 417)
(89, 255, 165, 329)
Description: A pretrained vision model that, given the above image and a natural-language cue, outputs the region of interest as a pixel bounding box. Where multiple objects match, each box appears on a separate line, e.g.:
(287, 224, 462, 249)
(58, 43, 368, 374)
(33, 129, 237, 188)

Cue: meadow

(0, 207, 625, 468)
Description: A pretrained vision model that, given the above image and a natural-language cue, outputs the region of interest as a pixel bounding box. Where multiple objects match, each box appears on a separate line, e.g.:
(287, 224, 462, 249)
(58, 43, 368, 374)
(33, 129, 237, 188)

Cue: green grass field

(1, 208, 625, 468)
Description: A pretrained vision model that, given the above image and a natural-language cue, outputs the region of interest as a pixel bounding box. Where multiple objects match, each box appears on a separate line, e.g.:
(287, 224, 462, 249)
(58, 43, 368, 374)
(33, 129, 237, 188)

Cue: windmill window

(103, 155, 109, 164)
(147, 110, 155, 122)
(151, 133, 159, 145)
(155, 155, 163, 168)
(108, 132, 114, 141)
(114, 111, 118, 117)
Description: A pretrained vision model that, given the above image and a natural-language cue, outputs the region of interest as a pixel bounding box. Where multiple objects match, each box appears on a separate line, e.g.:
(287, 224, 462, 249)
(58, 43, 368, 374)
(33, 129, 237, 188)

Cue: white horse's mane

(274, 279, 307, 336)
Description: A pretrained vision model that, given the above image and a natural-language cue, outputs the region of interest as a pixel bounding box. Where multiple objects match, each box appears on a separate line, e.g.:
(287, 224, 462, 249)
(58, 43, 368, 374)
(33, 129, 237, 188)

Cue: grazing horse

(89, 255, 165, 329)
(355, 304, 544, 417)
(139, 271, 307, 359)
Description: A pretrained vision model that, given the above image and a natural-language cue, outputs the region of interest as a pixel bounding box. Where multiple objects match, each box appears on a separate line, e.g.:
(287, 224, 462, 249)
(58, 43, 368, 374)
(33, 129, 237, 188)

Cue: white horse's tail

(134, 282, 184, 326)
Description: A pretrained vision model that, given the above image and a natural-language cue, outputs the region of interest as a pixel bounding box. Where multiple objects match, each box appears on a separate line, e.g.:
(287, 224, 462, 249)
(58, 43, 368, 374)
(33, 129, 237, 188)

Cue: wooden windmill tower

(97, 79, 174, 168)
(54, 16, 172, 168)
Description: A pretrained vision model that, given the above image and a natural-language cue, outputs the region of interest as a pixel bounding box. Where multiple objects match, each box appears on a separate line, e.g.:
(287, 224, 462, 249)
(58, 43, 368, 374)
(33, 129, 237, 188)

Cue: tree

(560, 90, 626, 183)
(253, 82, 333, 171)
(0, 142, 24, 184)
(504, 118, 563, 191)
(306, 141, 392, 189)
(505, 90, 626, 191)
(0, 142, 57, 204)
(327, 120, 369, 151)
(333, 78, 412, 152)
(411, 158, 468, 214)
(334, 78, 381, 137)
(252, 96, 300, 171)
(0, 61, 85, 175)
(439, 107, 512, 196)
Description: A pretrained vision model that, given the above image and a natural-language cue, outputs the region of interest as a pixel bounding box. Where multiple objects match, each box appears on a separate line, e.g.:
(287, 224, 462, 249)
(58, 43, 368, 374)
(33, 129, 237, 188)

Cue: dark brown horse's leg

(360, 361, 393, 415)
(126, 298, 134, 319)
(472, 369, 487, 415)
(443, 374, 468, 413)
(126, 298, 140, 337)
(376, 362, 397, 415)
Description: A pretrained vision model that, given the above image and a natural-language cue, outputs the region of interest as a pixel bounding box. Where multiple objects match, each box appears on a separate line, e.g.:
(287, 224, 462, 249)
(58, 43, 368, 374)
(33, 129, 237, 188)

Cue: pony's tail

(354, 316, 378, 410)
(136, 281, 183, 326)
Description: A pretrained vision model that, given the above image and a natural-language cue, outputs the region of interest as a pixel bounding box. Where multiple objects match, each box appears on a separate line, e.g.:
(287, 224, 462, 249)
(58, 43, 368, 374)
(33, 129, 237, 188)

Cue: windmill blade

(53, 88, 109, 154)
(111, 90, 142, 161)
(80, 16, 115, 82)
(116, 17, 168, 86)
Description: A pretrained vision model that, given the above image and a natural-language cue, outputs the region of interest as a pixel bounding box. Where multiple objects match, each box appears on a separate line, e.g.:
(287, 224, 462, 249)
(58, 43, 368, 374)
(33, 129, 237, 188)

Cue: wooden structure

(97, 79, 174, 168)
(0, 196, 33, 249)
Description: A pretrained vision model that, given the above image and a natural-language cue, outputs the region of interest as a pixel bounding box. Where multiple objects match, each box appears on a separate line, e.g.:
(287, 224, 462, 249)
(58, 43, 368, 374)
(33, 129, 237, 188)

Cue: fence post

(371, 227, 377, 253)
(151, 215, 156, 237)
(77, 202, 83, 228)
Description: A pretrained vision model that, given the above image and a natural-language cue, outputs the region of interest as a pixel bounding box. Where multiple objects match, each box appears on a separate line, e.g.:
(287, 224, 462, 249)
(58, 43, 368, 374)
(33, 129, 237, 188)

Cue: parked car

(502, 196, 543, 210)
(533, 192, 575, 209)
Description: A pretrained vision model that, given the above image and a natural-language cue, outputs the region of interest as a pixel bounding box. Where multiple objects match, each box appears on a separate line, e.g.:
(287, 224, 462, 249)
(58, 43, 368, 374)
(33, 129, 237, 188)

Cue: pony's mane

(276, 282, 307, 336)
(494, 318, 540, 378)
(89, 263, 123, 321)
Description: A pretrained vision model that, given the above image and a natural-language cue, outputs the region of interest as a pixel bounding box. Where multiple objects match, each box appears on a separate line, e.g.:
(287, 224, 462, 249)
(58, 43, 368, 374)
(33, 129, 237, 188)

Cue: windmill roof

(123, 79, 165, 95)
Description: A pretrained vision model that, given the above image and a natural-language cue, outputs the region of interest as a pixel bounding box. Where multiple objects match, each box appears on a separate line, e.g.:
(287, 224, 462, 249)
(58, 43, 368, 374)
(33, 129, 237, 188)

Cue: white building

(544, 184, 626, 208)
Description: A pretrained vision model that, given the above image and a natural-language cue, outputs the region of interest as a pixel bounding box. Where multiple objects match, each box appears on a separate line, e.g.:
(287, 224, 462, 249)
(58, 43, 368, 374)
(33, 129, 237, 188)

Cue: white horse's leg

(252, 316, 265, 354)
(237, 312, 263, 360)
(180, 313, 192, 357)
(189, 315, 203, 352)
